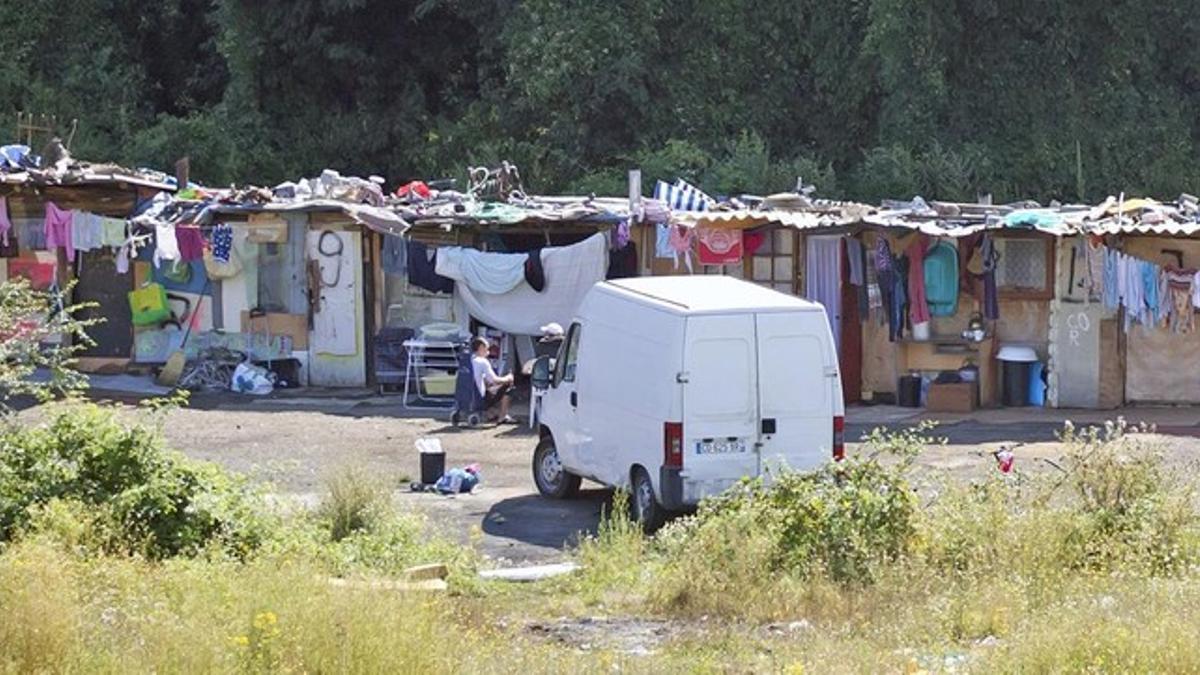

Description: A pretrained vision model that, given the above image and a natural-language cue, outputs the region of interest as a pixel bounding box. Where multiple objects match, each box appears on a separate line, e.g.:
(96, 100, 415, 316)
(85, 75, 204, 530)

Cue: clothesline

(1080, 238, 1200, 333)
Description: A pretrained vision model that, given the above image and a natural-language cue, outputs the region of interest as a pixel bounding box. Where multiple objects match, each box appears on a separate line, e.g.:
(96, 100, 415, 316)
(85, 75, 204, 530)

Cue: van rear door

(680, 315, 759, 485)
(755, 311, 840, 474)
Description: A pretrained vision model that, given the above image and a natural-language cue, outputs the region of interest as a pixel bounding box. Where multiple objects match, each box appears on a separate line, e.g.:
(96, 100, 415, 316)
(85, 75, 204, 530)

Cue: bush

(0, 401, 265, 558)
(317, 466, 390, 542)
(921, 420, 1200, 579)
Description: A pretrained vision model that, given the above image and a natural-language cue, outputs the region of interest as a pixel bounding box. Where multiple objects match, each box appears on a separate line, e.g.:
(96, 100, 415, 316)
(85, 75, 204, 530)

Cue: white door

(805, 235, 842, 354)
(755, 311, 837, 474)
(307, 229, 366, 387)
(681, 315, 760, 483)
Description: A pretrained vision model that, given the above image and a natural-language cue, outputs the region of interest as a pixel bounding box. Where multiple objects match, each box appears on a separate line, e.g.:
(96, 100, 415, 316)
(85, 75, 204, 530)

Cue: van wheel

(630, 466, 666, 533)
(533, 436, 580, 499)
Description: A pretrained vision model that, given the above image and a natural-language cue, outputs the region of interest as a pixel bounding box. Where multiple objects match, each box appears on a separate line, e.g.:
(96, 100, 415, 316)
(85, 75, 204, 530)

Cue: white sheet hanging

(435, 246, 528, 294)
(453, 233, 608, 335)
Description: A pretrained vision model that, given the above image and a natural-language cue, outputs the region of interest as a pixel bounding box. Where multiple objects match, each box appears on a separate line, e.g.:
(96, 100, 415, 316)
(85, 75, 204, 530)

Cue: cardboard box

(926, 381, 977, 413)
(241, 311, 308, 350)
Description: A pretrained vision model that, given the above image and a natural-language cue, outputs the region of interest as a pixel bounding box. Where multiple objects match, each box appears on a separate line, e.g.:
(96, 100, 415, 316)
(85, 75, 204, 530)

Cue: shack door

(74, 249, 133, 358)
(306, 229, 366, 387)
(838, 239, 862, 403)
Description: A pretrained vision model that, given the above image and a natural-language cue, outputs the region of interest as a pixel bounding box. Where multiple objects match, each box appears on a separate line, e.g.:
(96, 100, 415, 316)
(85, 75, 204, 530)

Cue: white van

(530, 275, 845, 530)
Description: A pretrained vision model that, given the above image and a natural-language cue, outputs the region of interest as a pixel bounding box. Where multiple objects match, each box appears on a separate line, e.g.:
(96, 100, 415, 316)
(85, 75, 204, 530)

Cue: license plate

(695, 439, 747, 455)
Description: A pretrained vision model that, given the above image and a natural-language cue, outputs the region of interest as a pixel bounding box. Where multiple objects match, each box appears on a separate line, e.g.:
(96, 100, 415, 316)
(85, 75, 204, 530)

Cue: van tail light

(664, 422, 684, 469)
(833, 416, 845, 461)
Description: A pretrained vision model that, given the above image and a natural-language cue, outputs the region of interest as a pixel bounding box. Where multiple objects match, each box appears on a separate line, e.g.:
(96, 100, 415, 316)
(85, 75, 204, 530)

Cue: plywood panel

(861, 313, 897, 395)
(1098, 318, 1124, 408)
(1126, 325, 1200, 402)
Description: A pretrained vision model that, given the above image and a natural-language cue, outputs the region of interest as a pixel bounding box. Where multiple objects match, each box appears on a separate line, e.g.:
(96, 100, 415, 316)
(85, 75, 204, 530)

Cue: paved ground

(68, 388, 1200, 564)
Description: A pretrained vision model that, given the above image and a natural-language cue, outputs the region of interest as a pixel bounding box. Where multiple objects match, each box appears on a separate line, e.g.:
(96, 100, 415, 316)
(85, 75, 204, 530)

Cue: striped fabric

(653, 179, 715, 212)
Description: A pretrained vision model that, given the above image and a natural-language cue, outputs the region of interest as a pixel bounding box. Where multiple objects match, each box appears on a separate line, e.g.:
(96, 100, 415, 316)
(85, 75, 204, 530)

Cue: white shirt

(472, 355, 499, 396)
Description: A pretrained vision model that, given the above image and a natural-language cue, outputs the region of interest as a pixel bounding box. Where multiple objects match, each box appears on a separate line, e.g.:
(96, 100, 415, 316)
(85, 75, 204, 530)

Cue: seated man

(471, 336, 516, 424)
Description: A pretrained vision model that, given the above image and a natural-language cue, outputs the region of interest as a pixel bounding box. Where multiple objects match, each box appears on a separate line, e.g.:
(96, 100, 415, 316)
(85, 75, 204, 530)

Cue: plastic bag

(231, 362, 274, 395)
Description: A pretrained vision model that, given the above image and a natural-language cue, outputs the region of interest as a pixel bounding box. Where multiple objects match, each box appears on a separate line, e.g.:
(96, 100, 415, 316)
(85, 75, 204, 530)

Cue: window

(555, 323, 582, 385)
(995, 236, 1054, 299)
(748, 228, 796, 293)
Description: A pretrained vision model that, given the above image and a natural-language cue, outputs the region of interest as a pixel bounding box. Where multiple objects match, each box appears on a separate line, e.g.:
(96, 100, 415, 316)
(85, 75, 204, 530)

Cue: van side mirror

(531, 355, 552, 390)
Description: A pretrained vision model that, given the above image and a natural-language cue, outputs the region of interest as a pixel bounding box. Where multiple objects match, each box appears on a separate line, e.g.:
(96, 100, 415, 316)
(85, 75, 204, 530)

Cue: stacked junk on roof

(3, 142, 1200, 409)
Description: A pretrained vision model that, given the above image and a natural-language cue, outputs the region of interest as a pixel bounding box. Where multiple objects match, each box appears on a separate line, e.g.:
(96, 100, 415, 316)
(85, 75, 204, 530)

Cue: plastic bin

(1002, 362, 1032, 407)
(416, 438, 446, 485)
(997, 345, 1039, 407)
(898, 374, 922, 408)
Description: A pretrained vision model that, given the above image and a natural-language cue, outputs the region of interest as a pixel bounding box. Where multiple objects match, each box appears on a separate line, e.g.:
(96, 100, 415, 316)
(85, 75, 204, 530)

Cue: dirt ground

(75, 392, 1200, 564)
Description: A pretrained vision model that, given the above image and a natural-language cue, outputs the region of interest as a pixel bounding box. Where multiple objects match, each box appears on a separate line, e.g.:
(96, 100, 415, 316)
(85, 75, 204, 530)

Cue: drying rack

(402, 339, 462, 410)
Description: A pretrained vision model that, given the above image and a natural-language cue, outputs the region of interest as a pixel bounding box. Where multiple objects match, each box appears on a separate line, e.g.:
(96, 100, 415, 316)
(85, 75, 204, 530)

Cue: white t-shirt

(472, 355, 499, 396)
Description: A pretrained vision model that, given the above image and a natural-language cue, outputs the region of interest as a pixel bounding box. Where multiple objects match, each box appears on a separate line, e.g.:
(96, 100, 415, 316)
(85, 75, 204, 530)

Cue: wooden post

(174, 157, 190, 190)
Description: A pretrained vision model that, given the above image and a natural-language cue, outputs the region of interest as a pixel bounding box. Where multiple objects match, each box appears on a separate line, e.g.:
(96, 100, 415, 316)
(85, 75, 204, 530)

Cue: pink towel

(44, 201, 74, 261)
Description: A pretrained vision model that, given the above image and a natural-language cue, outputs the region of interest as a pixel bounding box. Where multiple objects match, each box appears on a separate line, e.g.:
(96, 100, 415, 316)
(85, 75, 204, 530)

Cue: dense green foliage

(4, 2, 1200, 199)
(0, 402, 266, 558)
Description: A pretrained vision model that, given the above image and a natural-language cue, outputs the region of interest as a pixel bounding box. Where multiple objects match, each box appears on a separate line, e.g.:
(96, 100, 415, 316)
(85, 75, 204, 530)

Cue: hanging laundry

(614, 219, 631, 250)
(891, 253, 910, 341)
(70, 211, 103, 253)
(175, 226, 205, 262)
(905, 234, 931, 325)
(1166, 268, 1195, 333)
(607, 241, 638, 279)
(43, 202, 74, 262)
(653, 179, 714, 212)
(875, 238, 906, 341)
(847, 237, 869, 317)
(1103, 247, 1120, 310)
(210, 224, 234, 263)
(13, 218, 44, 250)
(696, 227, 743, 265)
(1193, 270, 1200, 309)
(100, 217, 127, 248)
(1137, 258, 1156, 324)
(654, 223, 674, 259)
(452, 233, 608, 335)
(1155, 267, 1170, 326)
(1119, 254, 1142, 329)
(524, 249, 546, 292)
(668, 225, 694, 272)
(977, 235, 999, 321)
(0, 196, 11, 247)
(846, 237, 865, 286)
(153, 222, 180, 268)
(406, 240, 454, 294)
(435, 247, 529, 294)
(381, 232, 406, 275)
